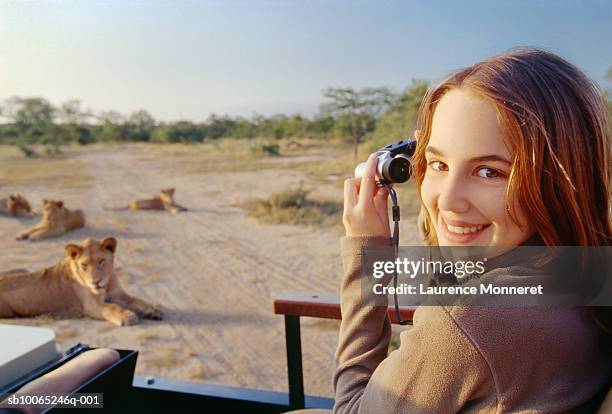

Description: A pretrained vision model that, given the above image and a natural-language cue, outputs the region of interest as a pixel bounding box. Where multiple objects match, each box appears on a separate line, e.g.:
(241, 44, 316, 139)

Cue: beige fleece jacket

(333, 236, 611, 414)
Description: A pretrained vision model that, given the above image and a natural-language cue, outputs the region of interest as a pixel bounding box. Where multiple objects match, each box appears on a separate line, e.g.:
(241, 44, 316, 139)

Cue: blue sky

(0, 0, 610, 121)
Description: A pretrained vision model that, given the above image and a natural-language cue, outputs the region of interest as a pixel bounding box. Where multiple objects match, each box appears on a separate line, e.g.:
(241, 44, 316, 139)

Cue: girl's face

(421, 88, 533, 247)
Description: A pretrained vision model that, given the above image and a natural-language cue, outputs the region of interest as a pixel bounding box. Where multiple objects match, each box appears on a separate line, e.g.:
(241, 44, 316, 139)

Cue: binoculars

(354, 138, 417, 184)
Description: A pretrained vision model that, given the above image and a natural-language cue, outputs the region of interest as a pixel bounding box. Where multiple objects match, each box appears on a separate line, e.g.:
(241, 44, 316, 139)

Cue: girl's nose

(437, 173, 470, 214)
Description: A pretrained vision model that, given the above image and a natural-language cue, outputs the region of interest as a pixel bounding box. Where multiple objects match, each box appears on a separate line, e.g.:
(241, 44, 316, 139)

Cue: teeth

(446, 223, 484, 234)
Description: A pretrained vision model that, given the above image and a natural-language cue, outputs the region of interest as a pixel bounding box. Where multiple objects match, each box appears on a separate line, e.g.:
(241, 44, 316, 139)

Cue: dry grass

(0, 147, 91, 188)
(0, 145, 22, 158)
(292, 153, 355, 186)
(129, 138, 355, 181)
(141, 137, 346, 157)
(240, 186, 343, 229)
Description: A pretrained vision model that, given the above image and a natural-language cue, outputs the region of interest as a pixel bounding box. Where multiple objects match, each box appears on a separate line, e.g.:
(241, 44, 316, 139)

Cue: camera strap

(385, 184, 412, 326)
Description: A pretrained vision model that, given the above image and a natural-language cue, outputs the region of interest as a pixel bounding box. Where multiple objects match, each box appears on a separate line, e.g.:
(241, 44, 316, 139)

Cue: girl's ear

(414, 130, 420, 141)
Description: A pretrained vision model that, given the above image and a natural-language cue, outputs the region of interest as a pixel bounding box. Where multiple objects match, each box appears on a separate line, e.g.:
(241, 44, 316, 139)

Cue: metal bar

(132, 376, 334, 411)
(284, 315, 305, 410)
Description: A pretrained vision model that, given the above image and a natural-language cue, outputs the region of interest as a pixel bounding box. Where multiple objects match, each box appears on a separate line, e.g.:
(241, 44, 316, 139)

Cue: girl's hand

(343, 153, 391, 238)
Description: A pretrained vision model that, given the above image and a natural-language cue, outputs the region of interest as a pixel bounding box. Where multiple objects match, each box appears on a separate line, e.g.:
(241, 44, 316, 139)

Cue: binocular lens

(384, 157, 410, 183)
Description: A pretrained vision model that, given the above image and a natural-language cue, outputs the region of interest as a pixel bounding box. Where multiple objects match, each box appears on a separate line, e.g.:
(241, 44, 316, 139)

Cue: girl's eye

(476, 167, 503, 178)
(98, 259, 105, 265)
(81, 264, 88, 271)
(429, 161, 448, 172)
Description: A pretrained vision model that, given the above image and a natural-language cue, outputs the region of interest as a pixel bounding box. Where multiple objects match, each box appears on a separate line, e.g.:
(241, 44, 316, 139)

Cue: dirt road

(0, 146, 420, 397)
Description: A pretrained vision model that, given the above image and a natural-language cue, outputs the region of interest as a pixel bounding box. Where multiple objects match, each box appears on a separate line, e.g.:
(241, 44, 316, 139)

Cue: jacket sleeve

(333, 236, 497, 414)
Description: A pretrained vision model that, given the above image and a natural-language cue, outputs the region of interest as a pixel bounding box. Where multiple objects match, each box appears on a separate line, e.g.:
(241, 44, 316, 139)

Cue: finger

(343, 178, 358, 211)
(358, 153, 379, 206)
(373, 187, 390, 229)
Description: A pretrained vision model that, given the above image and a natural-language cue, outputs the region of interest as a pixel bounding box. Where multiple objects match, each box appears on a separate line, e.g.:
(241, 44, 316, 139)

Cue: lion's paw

(119, 310, 139, 326)
(143, 306, 164, 320)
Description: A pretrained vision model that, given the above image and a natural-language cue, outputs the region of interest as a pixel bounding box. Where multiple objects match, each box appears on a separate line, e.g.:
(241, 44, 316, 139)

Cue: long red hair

(412, 48, 611, 332)
(413, 47, 611, 247)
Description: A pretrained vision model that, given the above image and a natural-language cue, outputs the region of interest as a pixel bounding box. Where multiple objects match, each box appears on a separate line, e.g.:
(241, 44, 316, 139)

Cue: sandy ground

(0, 146, 420, 397)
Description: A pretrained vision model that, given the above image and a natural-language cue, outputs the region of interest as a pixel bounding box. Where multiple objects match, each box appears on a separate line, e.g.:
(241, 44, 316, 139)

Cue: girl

(337, 48, 611, 413)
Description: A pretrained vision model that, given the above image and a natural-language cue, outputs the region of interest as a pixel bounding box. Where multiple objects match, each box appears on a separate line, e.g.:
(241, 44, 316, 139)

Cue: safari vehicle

(0, 292, 390, 413)
(2, 293, 610, 413)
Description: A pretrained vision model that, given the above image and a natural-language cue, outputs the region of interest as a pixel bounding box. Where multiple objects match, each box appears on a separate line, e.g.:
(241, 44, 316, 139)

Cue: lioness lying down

(0, 237, 163, 326)
(107, 188, 187, 214)
(17, 199, 85, 241)
(0, 193, 33, 217)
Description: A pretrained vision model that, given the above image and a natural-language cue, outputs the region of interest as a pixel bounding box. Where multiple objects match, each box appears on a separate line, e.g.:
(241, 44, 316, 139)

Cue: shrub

(250, 141, 280, 157)
(241, 186, 342, 228)
(17, 143, 38, 158)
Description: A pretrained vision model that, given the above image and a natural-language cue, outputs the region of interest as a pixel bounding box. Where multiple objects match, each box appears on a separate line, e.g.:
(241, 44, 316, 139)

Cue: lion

(106, 188, 187, 214)
(17, 199, 85, 241)
(0, 193, 33, 217)
(0, 237, 163, 326)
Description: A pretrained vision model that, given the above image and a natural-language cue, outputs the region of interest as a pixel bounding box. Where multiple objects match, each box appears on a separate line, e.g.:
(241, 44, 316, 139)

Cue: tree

(58, 99, 92, 124)
(58, 100, 95, 145)
(321, 87, 394, 160)
(96, 110, 125, 142)
(125, 110, 156, 142)
(3, 97, 55, 138)
(233, 117, 257, 138)
(152, 121, 204, 143)
(1, 97, 62, 154)
(205, 114, 236, 139)
(306, 115, 335, 139)
(368, 80, 428, 152)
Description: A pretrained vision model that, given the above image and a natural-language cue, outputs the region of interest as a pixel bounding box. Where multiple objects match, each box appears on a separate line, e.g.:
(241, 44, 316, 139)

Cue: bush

(250, 142, 280, 157)
(17, 143, 38, 158)
(44, 144, 62, 156)
(241, 186, 342, 228)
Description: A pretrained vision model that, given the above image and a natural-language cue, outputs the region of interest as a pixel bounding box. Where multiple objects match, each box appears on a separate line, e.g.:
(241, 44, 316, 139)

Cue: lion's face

(42, 199, 64, 220)
(65, 237, 117, 295)
(8, 193, 31, 215)
(159, 188, 175, 205)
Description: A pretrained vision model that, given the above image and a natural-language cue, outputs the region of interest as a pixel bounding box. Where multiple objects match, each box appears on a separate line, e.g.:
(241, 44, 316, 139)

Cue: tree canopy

(1, 79, 609, 158)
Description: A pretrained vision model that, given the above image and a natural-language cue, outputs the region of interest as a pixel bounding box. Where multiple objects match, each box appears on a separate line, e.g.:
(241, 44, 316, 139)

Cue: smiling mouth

(440, 217, 492, 237)
(445, 222, 491, 235)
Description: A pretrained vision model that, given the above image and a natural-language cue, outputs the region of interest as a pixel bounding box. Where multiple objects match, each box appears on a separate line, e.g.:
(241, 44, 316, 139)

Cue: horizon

(1, 0, 611, 122)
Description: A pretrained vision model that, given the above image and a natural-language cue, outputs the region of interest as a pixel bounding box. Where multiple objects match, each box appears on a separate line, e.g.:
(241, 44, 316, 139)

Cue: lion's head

(42, 199, 65, 220)
(8, 193, 32, 216)
(65, 237, 117, 295)
(159, 188, 175, 205)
